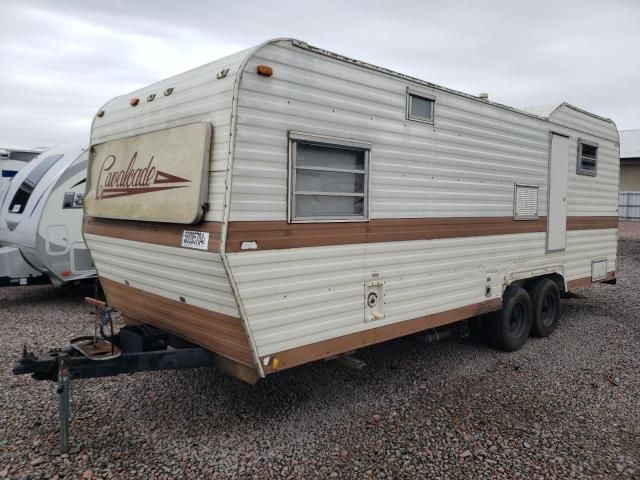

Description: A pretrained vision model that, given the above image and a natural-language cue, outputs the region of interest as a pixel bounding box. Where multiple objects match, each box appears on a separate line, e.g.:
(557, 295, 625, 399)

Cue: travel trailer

(0, 145, 95, 287)
(0, 147, 46, 205)
(83, 39, 619, 383)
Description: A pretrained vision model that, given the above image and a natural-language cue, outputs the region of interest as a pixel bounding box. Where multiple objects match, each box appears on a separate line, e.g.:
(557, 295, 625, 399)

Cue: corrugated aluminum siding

(225, 40, 619, 357)
(566, 137, 619, 216)
(547, 104, 618, 143)
(85, 234, 239, 317)
(91, 48, 253, 223)
(228, 229, 617, 356)
(229, 40, 618, 221)
(85, 39, 620, 363)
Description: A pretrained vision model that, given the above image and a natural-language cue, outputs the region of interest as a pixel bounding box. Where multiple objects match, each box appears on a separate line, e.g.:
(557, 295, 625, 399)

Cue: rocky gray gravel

(620, 221, 640, 240)
(1, 240, 639, 479)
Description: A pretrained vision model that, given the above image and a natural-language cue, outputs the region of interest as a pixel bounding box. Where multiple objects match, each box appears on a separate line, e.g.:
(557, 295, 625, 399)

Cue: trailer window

(289, 133, 370, 222)
(577, 140, 597, 176)
(8, 153, 63, 214)
(407, 89, 435, 123)
(10, 151, 41, 162)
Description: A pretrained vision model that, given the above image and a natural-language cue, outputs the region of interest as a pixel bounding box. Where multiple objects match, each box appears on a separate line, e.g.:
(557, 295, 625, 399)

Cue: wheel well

(507, 273, 566, 295)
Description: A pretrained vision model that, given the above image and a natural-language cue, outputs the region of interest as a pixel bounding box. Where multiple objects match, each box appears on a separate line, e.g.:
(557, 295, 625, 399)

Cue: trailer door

(547, 133, 569, 252)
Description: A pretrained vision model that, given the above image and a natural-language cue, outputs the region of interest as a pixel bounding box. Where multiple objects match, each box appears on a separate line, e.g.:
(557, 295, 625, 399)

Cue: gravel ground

(620, 221, 640, 240)
(1, 241, 639, 480)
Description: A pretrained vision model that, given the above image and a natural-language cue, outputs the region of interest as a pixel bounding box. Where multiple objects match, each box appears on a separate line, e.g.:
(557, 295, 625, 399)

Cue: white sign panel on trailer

(85, 122, 212, 224)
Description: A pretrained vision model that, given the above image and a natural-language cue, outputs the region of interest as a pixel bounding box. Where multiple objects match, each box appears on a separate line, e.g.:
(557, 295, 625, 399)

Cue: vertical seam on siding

(83, 97, 117, 291)
(219, 39, 292, 377)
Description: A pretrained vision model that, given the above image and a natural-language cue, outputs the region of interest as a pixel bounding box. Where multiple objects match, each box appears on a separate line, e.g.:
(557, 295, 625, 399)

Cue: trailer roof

(291, 40, 617, 131)
(93, 38, 619, 144)
(0, 147, 47, 152)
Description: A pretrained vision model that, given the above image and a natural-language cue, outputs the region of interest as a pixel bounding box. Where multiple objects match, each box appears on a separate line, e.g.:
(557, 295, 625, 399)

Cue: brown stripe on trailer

(367, 217, 545, 243)
(567, 271, 616, 290)
(226, 217, 547, 252)
(100, 277, 255, 369)
(84, 215, 617, 253)
(261, 298, 502, 374)
(226, 216, 618, 252)
(83, 216, 222, 251)
(566, 216, 619, 231)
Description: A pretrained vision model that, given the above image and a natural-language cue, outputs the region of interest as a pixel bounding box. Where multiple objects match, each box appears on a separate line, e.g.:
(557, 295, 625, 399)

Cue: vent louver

(514, 184, 539, 220)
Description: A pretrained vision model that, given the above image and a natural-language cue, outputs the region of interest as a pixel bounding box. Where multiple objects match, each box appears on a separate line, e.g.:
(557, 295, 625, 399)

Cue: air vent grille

(514, 184, 539, 220)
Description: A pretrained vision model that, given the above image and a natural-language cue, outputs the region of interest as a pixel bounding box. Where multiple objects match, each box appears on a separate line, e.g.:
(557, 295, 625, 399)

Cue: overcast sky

(1, 0, 638, 149)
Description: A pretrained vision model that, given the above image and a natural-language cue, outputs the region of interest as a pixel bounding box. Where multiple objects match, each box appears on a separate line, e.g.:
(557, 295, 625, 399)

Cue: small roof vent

(479, 93, 489, 100)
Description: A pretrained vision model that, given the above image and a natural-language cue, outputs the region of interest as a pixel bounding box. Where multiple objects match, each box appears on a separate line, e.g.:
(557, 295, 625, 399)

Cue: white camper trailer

(83, 39, 619, 383)
(0, 147, 46, 205)
(0, 145, 95, 287)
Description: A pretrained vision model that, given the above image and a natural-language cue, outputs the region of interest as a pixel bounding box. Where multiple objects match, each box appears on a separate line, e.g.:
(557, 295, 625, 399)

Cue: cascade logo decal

(95, 152, 191, 199)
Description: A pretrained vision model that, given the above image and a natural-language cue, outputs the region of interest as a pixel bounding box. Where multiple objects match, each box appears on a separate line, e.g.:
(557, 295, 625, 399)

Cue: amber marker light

(61, 271, 71, 277)
(129, 97, 140, 106)
(256, 65, 273, 76)
(272, 357, 280, 370)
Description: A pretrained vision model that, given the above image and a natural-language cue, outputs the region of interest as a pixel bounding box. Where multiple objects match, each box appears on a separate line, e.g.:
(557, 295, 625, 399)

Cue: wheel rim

(540, 291, 557, 327)
(509, 302, 527, 337)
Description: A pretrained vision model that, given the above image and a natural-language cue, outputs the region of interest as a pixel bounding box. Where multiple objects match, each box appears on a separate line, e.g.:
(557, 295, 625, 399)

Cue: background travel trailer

(0, 145, 95, 287)
(0, 147, 46, 206)
(84, 39, 618, 382)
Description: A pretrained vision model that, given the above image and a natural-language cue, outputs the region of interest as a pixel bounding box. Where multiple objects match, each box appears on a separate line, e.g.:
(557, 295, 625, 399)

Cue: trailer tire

(528, 278, 561, 337)
(487, 286, 532, 351)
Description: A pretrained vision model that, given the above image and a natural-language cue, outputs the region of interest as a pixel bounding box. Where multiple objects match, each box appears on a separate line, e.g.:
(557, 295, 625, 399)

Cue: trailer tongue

(12, 298, 254, 455)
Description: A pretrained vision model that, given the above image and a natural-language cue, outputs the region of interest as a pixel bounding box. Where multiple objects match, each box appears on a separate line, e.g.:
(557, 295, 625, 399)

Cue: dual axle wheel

(486, 278, 561, 351)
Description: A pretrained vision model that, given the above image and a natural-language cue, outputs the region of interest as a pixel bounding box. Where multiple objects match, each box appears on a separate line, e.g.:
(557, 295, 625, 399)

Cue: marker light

(129, 97, 140, 106)
(256, 65, 273, 77)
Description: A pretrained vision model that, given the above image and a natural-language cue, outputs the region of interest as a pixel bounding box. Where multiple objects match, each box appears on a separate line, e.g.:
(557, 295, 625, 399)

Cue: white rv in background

(0, 146, 95, 287)
(0, 147, 46, 205)
(84, 39, 619, 383)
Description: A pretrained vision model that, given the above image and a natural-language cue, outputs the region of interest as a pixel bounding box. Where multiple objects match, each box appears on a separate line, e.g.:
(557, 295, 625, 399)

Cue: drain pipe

(417, 327, 459, 345)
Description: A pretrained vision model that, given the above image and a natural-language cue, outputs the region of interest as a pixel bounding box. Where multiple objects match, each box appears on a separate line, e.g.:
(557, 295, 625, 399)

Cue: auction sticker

(181, 230, 209, 250)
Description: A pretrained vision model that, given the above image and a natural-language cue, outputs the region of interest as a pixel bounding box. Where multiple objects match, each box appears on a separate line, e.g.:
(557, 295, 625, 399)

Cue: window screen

(8, 153, 63, 214)
(407, 90, 435, 123)
(577, 140, 597, 176)
(290, 135, 370, 221)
